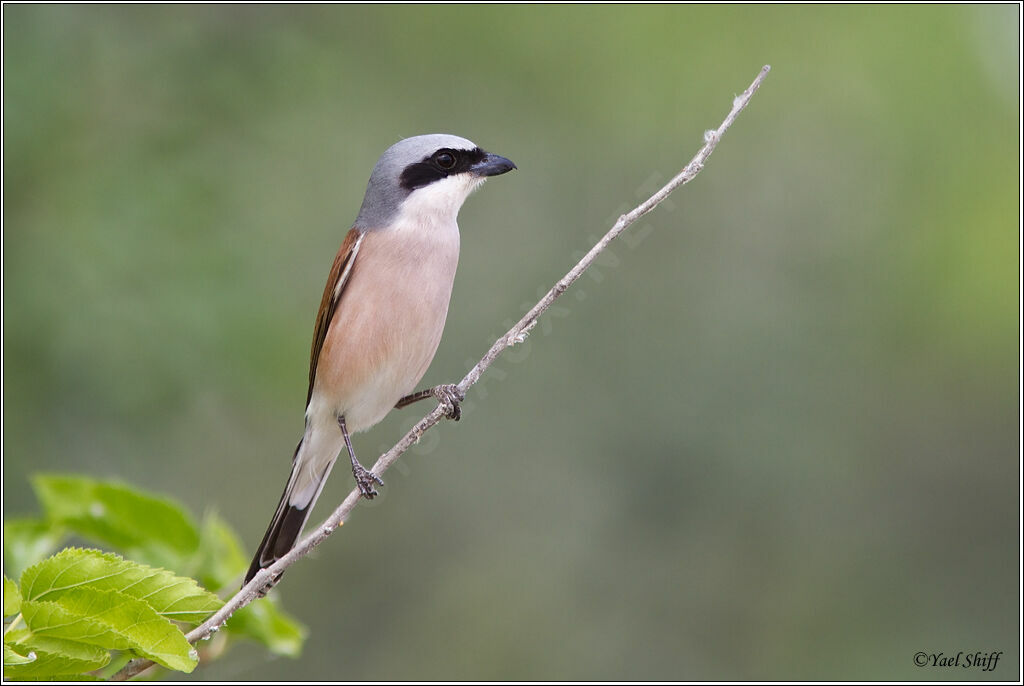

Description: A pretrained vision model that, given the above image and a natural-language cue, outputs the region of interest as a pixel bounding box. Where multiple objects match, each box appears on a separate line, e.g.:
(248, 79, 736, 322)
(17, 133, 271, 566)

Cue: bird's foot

(432, 384, 465, 421)
(352, 463, 384, 500)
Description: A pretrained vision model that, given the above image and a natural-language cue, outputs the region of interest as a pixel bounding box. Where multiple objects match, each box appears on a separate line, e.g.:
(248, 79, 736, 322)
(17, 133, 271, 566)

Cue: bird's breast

(312, 221, 460, 432)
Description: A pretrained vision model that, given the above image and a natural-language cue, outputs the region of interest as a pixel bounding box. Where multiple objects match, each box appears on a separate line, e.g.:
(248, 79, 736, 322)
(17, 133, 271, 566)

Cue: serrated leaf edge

(22, 590, 197, 673)
(20, 548, 220, 622)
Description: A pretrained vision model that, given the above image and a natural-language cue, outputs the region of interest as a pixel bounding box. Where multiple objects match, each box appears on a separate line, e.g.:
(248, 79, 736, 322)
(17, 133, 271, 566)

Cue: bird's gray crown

(354, 134, 479, 229)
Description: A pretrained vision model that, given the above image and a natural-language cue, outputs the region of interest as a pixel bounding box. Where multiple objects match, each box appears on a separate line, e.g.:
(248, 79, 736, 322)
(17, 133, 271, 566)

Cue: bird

(244, 134, 516, 587)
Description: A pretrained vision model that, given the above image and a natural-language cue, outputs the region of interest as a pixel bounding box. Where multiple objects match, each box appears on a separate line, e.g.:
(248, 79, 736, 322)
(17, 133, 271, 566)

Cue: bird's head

(354, 134, 516, 229)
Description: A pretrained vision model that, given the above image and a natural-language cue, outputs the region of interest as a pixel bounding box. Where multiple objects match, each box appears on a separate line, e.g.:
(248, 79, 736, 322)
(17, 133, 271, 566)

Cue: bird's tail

(244, 437, 336, 587)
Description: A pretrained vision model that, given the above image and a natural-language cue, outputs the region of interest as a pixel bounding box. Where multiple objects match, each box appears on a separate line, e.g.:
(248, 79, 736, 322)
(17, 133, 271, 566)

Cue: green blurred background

(3, 4, 1019, 681)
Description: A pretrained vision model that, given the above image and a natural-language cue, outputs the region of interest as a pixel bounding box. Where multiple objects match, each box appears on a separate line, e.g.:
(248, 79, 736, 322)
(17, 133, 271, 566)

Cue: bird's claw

(352, 463, 384, 500)
(433, 384, 465, 421)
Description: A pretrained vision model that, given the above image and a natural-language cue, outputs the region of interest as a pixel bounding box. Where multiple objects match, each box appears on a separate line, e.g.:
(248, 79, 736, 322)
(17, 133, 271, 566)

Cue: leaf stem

(3, 612, 24, 637)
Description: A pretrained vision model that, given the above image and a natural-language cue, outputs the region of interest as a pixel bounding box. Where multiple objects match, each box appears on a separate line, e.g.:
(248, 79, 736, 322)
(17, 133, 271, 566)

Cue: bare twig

(111, 64, 770, 681)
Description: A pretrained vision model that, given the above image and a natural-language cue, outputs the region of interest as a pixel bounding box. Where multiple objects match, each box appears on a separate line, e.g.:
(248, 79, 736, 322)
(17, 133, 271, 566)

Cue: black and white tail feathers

(244, 439, 335, 587)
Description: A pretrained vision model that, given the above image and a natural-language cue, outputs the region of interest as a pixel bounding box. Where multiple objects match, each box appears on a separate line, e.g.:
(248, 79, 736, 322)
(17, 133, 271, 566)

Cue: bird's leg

(395, 384, 465, 421)
(337, 415, 383, 499)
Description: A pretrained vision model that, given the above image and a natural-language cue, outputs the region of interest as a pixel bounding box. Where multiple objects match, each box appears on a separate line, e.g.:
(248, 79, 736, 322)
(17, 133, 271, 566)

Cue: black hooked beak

(471, 152, 517, 177)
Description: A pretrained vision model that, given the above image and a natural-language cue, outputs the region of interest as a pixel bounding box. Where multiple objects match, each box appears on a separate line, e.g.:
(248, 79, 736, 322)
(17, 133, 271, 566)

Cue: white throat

(394, 174, 486, 230)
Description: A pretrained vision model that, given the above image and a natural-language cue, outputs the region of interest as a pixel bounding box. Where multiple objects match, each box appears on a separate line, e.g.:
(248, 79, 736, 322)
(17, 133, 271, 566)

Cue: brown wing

(306, 227, 364, 407)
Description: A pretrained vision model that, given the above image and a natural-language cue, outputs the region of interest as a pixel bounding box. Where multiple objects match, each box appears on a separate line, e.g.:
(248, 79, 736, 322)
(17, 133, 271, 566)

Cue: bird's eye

(434, 151, 457, 170)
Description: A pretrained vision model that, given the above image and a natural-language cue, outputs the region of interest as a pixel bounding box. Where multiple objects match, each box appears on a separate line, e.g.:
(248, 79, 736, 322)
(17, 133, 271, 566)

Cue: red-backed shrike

(245, 134, 515, 586)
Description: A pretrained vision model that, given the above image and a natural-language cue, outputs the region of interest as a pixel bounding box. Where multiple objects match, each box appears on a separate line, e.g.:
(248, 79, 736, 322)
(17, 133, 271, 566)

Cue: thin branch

(111, 64, 770, 681)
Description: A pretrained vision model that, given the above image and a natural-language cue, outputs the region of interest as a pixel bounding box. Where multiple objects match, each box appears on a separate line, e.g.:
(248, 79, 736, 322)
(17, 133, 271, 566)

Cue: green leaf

(31, 475, 199, 558)
(4, 643, 36, 667)
(4, 574, 21, 616)
(4, 630, 110, 678)
(8, 675, 102, 681)
(193, 511, 248, 591)
(6, 628, 110, 663)
(20, 549, 221, 624)
(21, 588, 197, 673)
(3, 519, 65, 579)
(227, 598, 307, 658)
(19, 598, 129, 652)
